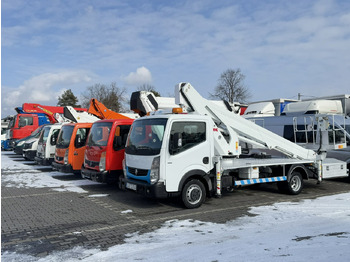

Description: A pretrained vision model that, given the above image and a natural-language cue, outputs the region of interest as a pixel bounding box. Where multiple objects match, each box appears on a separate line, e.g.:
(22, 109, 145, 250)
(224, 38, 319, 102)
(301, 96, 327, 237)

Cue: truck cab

(35, 124, 62, 165)
(52, 122, 92, 174)
(124, 114, 214, 200)
(81, 119, 134, 184)
(5, 113, 49, 150)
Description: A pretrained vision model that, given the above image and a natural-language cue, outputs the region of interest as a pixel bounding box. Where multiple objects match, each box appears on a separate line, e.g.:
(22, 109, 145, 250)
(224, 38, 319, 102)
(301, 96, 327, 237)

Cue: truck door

(72, 127, 90, 170)
(16, 115, 36, 138)
(165, 121, 212, 192)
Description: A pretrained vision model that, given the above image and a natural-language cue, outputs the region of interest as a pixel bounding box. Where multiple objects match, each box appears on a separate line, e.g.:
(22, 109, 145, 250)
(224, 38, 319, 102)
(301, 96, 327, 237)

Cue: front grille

(85, 159, 99, 168)
(128, 167, 148, 176)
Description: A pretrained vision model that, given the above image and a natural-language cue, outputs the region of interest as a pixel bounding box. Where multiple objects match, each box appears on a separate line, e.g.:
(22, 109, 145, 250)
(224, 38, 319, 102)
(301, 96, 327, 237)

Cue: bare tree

(137, 84, 161, 97)
(210, 68, 251, 103)
(81, 82, 127, 112)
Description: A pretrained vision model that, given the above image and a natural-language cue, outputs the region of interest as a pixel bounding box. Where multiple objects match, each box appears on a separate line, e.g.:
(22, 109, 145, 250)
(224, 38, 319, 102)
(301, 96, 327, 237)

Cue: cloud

(1, 71, 92, 117)
(122, 67, 153, 86)
(2, 1, 350, 108)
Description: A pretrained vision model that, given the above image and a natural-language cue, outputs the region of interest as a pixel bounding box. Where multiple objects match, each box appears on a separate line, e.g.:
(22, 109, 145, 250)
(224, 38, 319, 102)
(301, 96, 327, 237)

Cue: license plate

(126, 183, 137, 191)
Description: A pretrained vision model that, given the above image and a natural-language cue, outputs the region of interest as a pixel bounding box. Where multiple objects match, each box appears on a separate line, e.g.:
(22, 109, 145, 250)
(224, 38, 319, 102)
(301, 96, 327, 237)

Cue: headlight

(24, 141, 34, 149)
(17, 141, 25, 146)
(150, 156, 160, 184)
(99, 152, 106, 172)
(64, 149, 69, 164)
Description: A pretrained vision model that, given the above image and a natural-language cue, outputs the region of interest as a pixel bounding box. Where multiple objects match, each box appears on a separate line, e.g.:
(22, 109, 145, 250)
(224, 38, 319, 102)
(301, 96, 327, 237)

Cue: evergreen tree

(57, 89, 80, 107)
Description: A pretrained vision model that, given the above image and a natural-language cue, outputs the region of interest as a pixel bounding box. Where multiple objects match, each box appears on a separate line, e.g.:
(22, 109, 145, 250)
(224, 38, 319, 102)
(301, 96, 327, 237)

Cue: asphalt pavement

(2, 152, 350, 257)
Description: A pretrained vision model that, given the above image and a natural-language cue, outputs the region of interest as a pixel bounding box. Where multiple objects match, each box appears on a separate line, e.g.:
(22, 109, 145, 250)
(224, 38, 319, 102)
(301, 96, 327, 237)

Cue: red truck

(81, 118, 134, 184)
(4, 103, 86, 150)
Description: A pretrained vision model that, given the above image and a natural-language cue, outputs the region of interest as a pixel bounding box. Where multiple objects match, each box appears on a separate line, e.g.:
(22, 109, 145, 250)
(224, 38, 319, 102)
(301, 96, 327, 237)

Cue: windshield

(39, 126, 51, 143)
(56, 125, 74, 148)
(87, 122, 113, 147)
(32, 125, 45, 137)
(125, 118, 167, 156)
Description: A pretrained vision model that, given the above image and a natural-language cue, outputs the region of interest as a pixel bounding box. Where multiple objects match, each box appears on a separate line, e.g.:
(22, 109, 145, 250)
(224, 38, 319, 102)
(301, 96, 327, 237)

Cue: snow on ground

(87, 194, 110, 198)
(1, 152, 99, 193)
(2, 152, 350, 261)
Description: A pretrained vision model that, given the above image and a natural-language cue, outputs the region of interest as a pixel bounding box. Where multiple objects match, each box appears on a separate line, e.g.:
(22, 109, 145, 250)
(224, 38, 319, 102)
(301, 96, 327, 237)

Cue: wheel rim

(186, 184, 202, 205)
(290, 175, 301, 192)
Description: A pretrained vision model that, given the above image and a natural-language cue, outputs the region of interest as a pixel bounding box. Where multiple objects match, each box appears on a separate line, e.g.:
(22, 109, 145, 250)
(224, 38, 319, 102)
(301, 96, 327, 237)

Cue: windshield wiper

(136, 145, 152, 150)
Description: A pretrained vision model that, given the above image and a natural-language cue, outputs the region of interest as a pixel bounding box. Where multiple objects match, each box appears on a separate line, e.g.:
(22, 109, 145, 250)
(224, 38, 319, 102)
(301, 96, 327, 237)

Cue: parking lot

(2, 151, 350, 257)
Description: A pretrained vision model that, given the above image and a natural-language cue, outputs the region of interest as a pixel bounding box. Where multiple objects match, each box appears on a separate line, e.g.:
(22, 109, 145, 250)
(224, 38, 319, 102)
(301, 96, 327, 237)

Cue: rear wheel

(181, 179, 206, 209)
(278, 171, 303, 195)
(288, 172, 303, 195)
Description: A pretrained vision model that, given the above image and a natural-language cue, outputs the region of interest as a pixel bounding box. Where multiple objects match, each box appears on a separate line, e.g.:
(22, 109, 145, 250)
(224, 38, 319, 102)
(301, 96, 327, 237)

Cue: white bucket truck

(122, 83, 348, 208)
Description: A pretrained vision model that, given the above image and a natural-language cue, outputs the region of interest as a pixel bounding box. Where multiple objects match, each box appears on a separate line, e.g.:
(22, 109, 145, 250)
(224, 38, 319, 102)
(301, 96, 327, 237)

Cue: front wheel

(181, 179, 206, 209)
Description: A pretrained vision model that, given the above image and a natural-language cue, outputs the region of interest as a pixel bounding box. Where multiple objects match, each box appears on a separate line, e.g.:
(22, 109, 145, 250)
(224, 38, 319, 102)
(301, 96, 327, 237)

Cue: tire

(286, 172, 303, 195)
(181, 179, 206, 209)
(278, 171, 304, 195)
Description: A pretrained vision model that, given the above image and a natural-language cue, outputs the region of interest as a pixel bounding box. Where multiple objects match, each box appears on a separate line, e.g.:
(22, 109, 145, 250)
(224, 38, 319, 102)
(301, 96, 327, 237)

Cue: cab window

(18, 116, 33, 127)
(169, 122, 206, 155)
(75, 128, 90, 148)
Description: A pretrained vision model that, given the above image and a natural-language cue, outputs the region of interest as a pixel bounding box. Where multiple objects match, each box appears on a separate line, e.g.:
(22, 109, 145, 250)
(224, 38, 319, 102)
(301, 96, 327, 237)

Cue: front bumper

(14, 146, 24, 155)
(2, 139, 15, 150)
(120, 178, 169, 199)
(23, 150, 37, 161)
(52, 161, 74, 173)
(34, 156, 54, 166)
(81, 167, 120, 183)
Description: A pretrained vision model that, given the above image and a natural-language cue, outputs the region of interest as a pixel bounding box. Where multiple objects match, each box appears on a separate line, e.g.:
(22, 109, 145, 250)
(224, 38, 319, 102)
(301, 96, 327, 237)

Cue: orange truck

(81, 118, 134, 184)
(52, 122, 93, 174)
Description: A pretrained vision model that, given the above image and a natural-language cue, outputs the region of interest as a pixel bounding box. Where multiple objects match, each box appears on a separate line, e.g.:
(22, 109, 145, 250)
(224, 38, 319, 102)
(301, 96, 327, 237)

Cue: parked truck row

(4, 85, 350, 208)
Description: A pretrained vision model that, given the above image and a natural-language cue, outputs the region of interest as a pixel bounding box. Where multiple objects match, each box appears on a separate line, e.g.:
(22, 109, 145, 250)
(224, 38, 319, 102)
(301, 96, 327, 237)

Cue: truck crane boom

(21, 103, 87, 123)
(130, 91, 178, 116)
(130, 90, 243, 116)
(63, 106, 100, 123)
(175, 83, 318, 160)
(88, 99, 138, 120)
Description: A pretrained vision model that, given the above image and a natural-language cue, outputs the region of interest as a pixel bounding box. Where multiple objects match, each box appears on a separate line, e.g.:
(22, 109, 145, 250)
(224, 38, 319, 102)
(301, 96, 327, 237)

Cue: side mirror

(50, 135, 57, 145)
(113, 136, 124, 151)
(170, 132, 182, 154)
(173, 132, 182, 148)
(75, 134, 83, 147)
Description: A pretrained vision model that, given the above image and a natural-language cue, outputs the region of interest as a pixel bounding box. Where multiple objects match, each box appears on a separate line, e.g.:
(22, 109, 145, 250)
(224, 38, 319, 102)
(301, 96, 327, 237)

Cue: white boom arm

(63, 106, 100, 123)
(130, 91, 178, 116)
(175, 83, 317, 160)
(130, 91, 242, 116)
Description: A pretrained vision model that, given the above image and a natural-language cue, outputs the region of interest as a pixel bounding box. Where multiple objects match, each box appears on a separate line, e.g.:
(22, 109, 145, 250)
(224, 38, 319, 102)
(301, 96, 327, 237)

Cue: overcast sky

(2, 0, 350, 117)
